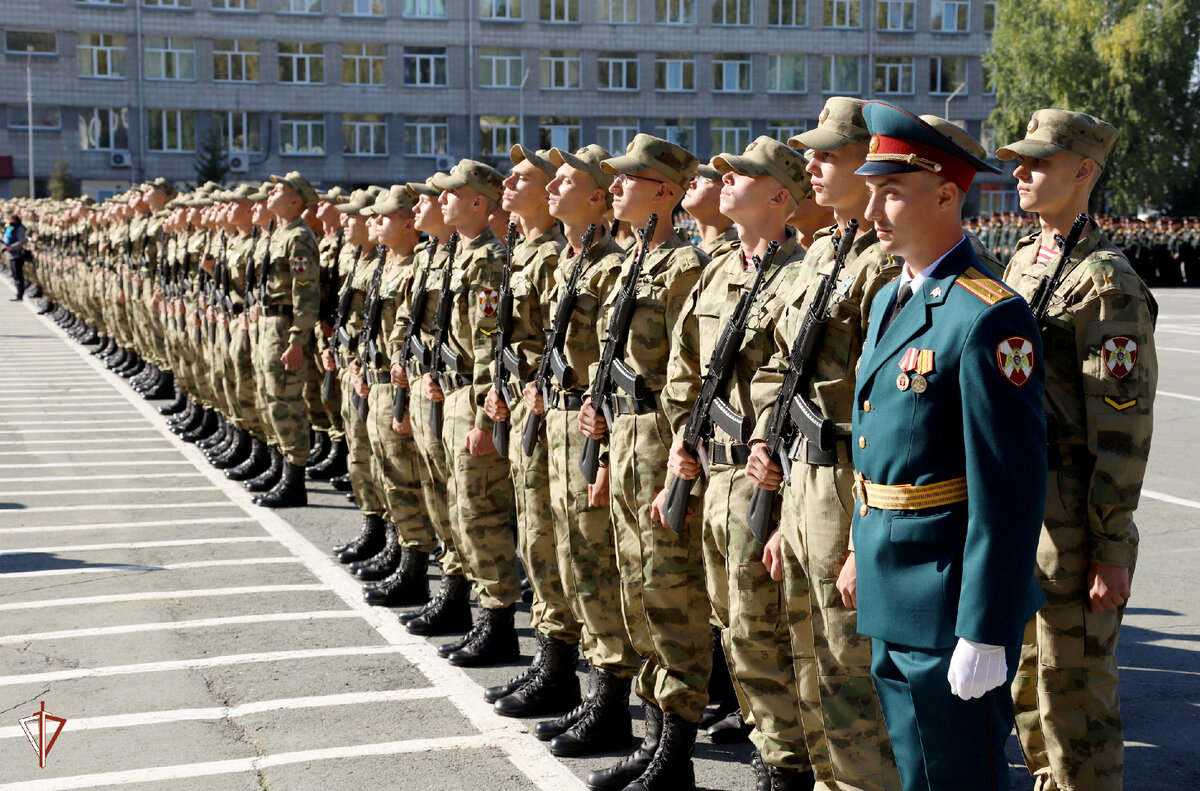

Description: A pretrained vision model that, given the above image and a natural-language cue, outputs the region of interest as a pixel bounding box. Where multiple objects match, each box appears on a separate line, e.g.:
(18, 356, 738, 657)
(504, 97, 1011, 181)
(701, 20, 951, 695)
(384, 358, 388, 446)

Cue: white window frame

(983, 0, 997, 33)
(712, 0, 750, 26)
(405, 116, 448, 157)
(220, 110, 261, 153)
(278, 41, 324, 84)
(710, 120, 751, 156)
(144, 36, 194, 81)
(929, 55, 967, 95)
(404, 47, 448, 87)
(404, 0, 447, 17)
(142, 0, 193, 9)
(480, 48, 523, 88)
(539, 119, 581, 151)
(598, 0, 637, 23)
(278, 0, 322, 13)
(874, 56, 913, 95)
(766, 120, 804, 142)
(767, 53, 806, 93)
(657, 0, 696, 25)
(596, 119, 639, 153)
(598, 53, 639, 91)
(713, 53, 751, 93)
(341, 0, 385, 16)
(343, 114, 388, 156)
(213, 39, 259, 82)
(656, 54, 695, 92)
(78, 107, 129, 150)
(480, 115, 520, 157)
(211, 0, 258, 11)
(876, 0, 913, 31)
(343, 42, 386, 86)
(931, 0, 969, 32)
(823, 0, 860, 29)
(280, 113, 325, 155)
(768, 0, 806, 27)
(480, 0, 522, 21)
(540, 0, 579, 23)
(78, 33, 125, 79)
(75, 0, 125, 6)
(4, 30, 57, 56)
(822, 54, 861, 93)
(655, 119, 695, 151)
(539, 49, 580, 90)
(146, 108, 195, 153)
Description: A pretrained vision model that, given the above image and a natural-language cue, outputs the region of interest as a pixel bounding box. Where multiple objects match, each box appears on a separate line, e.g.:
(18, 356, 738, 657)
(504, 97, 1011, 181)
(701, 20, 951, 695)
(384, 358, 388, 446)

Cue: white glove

(947, 638, 1007, 700)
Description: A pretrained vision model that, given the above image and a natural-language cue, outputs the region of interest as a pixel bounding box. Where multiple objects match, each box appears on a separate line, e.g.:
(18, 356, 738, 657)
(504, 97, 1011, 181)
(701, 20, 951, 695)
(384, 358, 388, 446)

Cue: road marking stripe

(0, 419, 147, 428)
(0, 460, 193, 469)
(0, 397, 129, 403)
(0, 448, 184, 457)
(1141, 489, 1200, 510)
(1158, 346, 1200, 355)
(0, 556, 301, 579)
(0, 516, 254, 535)
(0, 500, 235, 514)
(1, 536, 276, 555)
(0, 610, 361, 644)
(0, 486, 215, 496)
(0, 584, 329, 612)
(0, 439, 169, 446)
(0, 472, 205, 484)
(1158, 390, 1200, 403)
(0, 411, 141, 418)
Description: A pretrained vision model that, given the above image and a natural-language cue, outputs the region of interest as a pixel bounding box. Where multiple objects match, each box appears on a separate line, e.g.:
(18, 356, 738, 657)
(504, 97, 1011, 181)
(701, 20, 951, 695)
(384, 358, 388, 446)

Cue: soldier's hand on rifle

(651, 486, 693, 530)
(835, 551, 857, 609)
(392, 414, 413, 436)
(422, 373, 444, 403)
(666, 438, 701, 481)
(206, 306, 216, 324)
(390, 363, 407, 387)
(247, 305, 259, 323)
(321, 348, 336, 373)
(484, 389, 509, 422)
(353, 373, 369, 400)
(578, 396, 606, 440)
(280, 342, 303, 372)
(220, 313, 230, 329)
(745, 442, 784, 490)
(762, 529, 783, 582)
(522, 381, 544, 415)
(465, 427, 496, 457)
(587, 464, 609, 507)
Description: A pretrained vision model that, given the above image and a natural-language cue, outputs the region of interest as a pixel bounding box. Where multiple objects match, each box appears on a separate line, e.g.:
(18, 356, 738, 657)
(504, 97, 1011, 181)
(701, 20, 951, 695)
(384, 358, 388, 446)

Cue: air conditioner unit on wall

(434, 154, 453, 171)
(110, 150, 131, 168)
(228, 154, 249, 173)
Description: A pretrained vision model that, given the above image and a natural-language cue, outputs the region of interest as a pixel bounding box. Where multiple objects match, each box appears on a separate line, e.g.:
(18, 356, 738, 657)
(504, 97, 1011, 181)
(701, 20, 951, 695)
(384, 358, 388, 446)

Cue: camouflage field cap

(270, 170, 319, 208)
(225, 183, 259, 202)
(319, 185, 348, 203)
(601, 133, 698, 190)
(362, 184, 418, 217)
(335, 188, 374, 215)
(430, 159, 505, 203)
(247, 180, 273, 202)
(996, 109, 1120, 168)
(407, 175, 444, 198)
(510, 145, 559, 179)
(788, 97, 870, 151)
(549, 144, 614, 190)
(695, 163, 722, 181)
(712, 136, 814, 204)
(144, 177, 177, 198)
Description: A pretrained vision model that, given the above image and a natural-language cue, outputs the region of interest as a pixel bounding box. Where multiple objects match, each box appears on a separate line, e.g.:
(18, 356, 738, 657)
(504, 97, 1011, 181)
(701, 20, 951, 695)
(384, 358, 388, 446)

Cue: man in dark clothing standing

(3, 213, 27, 300)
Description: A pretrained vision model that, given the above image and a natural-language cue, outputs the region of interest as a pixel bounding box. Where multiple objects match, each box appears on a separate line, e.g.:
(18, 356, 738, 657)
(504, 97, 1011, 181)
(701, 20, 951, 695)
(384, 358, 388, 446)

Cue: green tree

(986, 0, 1200, 215)
(194, 126, 230, 186)
(47, 158, 78, 200)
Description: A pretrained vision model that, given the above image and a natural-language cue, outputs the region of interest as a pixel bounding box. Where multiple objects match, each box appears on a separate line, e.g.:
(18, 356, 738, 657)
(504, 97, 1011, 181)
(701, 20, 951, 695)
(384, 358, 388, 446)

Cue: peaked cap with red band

(855, 101, 1000, 193)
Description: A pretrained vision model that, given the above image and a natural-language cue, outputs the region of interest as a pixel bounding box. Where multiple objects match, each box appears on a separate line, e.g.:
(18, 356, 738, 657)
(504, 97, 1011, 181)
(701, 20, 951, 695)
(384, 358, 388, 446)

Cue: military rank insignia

(997, 336, 1035, 386)
(1102, 336, 1138, 380)
(477, 289, 499, 316)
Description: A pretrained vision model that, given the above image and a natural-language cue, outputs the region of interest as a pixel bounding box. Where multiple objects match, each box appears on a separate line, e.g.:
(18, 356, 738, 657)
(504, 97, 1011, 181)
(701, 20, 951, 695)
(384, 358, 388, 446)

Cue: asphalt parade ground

(0, 281, 1197, 791)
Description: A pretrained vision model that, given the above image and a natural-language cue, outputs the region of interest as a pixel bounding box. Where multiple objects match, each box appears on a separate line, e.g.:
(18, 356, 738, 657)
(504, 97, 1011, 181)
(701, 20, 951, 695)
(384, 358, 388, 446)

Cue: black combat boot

(751, 750, 816, 791)
(623, 713, 698, 791)
(550, 671, 635, 759)
(447, 605, 519, 667)
(117, 353, 144, 378)
(199, 417, 230, 451)
(307, 439, 348, 480)
(90, 337, 111, 356)
(363, 548, 430, 606)
(349, 522, 401, 581)
(700, 625, 738, 729)
(329, 473, 353, 492)
(207, 425, 240, 464)
(131, 364, 157, 391)
(244, 447, 283, 492)
(252, 460, 307, 508)
(306, 431, 330, 468)
(226, 437, 268, 481)
(437, 619, 483, 659)
(707, 708, 752, 744)
(535, 665, 597, 740)
(181, 409, 219, 444)
(212, 429, 251, 470)
(406, 574, 472, 636)
(143, 370, 175, 399)
(104, 347, 128, 369)
(158, 388, 187, 415)
(580, 704, 661, 786)
(169, 402, 202, 434)
(494, 635, 581, 717)
(486, 633, 549, 704)
(333, 514, 387, 563)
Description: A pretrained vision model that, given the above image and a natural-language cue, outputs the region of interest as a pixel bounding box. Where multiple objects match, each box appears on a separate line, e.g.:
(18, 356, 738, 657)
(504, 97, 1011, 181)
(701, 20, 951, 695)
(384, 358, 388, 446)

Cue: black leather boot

(437, 619, 482, 659)
(333, 514, 387, 563)
(199, 418, 230, 451)
(329, 473, 353, 492)
(168, 401, 199, 431)
(252, 460, 308, 508)
(550, 670, 635, 758)
(143, 370, 175, 399)
(535, 666, 597, 741)
(226, 437, 268, 481)
(486, 633, 548, 704)
(623, 713, 698, 791)
(212, 429, 251, 470)
(363, 548, 430, 606)
(707, 708, 752, 744)
(494, 635, 581, 717)
(181, 409, 219, 444)
(306, 430, 327, 466)
(448, 604, 519, 667)
(104, 347, 128, 369)
(700, 624, 738, 729)
(406, 574, 472, 636)
(307, 438, 348, 480)
(244, 447, 283, 492)
(581, 705, 661, 786)
(349, 522, 401, 581)
(158, 389, 187, 415)
(751, 750, 816, 791)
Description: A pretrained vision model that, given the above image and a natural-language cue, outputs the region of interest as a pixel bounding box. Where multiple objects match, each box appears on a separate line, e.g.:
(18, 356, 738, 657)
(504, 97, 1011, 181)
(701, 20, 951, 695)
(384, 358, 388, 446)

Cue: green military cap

(225, 183, 259, 202)
(270, 170, 319, 208)
(712, 135, 814, 204)
(361, 184, 418, 217)
(695, 163, 722, 181)
(996, 109, 1120, 168)
(319, 185, 348, 202)
(789, 97, 870, 151)
(143, 177, 177, 198)
(335, 188, 374, 214)
(600, 133, 698, 190)
(549, 144, 614, 188)
(430, 159, 505, 203)
(407, 176, 444, 197)
(856, 101, 999, 193)
(79, 195, 96, 206)
(510, 144, 559, 179)
(365, 184, 386, 197)
(246, 180, 273, 202)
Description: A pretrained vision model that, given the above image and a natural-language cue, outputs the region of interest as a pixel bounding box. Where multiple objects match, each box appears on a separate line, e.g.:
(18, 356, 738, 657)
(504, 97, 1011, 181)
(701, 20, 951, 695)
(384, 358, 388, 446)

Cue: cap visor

(789, 128, 861, 152)
(710, 154, 769, 177)
(854, 161, 923, 177)
(600, 154, 646, 175)
(995, 139, 1068, 162)
(428, 173, 467, 191)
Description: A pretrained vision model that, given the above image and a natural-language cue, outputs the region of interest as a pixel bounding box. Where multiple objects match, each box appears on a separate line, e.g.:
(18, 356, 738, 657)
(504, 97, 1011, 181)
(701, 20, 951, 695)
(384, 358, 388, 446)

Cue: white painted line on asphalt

(1141, 489, 1200, 511)
(0, 486, 215, 496)
(0, 688, 445, 740)
(0, 412, 141, 419)
(0, 460, 193, 469)
(1158, 346, 1200, 354)
(0, 419, 147, 428)
(0, 556, 301, 579)
(1158, 390, 1200, 403)
(0, 397, 128, 403)
(0, 645, 406, 687)
(0, 516, 253, 535)
(0, 500, 233, 514)
(0, 583, 328, 612)
(0, 733, 495, 790)
(0, 448, 183, 457)
(2, 536, 276, 555)
(0, 472, 205, 484)
(1121, 665, 1200, 677)
(0, 610, 361, 645)
(1154, 326, 1200, 336)
(0, 439, 169, 446)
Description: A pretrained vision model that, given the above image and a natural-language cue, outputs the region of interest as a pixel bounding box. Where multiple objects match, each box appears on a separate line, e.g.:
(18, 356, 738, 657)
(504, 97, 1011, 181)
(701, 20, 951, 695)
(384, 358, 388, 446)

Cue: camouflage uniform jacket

(701, 226, 740, 260)
(264, 215, 321, 345)
(389, 238, 450, 373)
(509, 226, 567, 382)
(544, 234, 627, 393)
(225, 231, 256, 308)
(444, 228, 505, 430)
(344, 243, 382, 357)
(375, 246, 421, 369)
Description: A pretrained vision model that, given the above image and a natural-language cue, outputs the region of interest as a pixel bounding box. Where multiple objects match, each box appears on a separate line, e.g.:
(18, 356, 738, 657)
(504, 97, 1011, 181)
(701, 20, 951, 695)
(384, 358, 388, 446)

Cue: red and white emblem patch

(291, 255, 307, 275)
(478, 289, 499, 316)
(1102, 336, 1138, 380)
(997, 336, 1035, 387)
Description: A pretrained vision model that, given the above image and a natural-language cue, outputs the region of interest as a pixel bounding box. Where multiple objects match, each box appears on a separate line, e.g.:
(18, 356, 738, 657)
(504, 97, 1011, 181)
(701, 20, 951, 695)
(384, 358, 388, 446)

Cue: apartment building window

(540, 50, 580, 89)
(481, 0, 522, 20)
(7, 106, 61, 130)
(766, 120, 804, 142)
(480, 48, 522, 88)
(405, 116, 448, 156)
(79, 107, 129, 150)
(147, 109, 195, 153)
(598, 53, 639, 91)
(76, 0, 124, 5)
(596, 119, 638, 153)
(279, 42, 324, 84)
(342, 0, 385, 15)
(712, 0, 750, 25)
(220, 111, 261, 152)
(539, 117, 581, 151)
(768, 0, 806, 26)
(142, 0, 192, 8)
(874, 56, 913, 94)
(541, 0, 579, 22)
(78, 33, 125, 78)
(823, 0, 860, 28)
(280, 113, 325, 154)
(599, 0, 637, 23)
(984, 1, 996, 33)
(212, 0, 258, 10)
(876, 0, 913, 31)
(655, 54, 695, 92)
(713, 53, 751, 92)
(344, 114, 387, 156)
(931, 0, 968, 32)
(711, 120, 750, 156)
(655, 119, 694, 151)
(5, 31, 56, 55)
(930, 56, 967, 94)
(213, 39, 259, 82)
(822, 54, 860, 93)
(480, 116, 520, 156)
(657, 0, 696, 24)
(404, 47, 448, 86)
(767, 53, 806, 93)
(405, 0, 447, 17)
(279, 0, 322, 13)
(344, 43, 385, 85)
(144, 36, 194, 81)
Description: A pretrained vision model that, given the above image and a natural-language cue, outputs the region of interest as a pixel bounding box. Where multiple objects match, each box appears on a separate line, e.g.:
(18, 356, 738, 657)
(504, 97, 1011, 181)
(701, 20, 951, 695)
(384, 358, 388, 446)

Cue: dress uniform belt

(853, 472, 969, 514)
(261, 304, 294, 317)
(547, 388, 585, 411)
(1047, 443, 1091, 471)
(610, 390, 658, 416)
(709, 441, 750, 467)
(794, 437, 852, 467)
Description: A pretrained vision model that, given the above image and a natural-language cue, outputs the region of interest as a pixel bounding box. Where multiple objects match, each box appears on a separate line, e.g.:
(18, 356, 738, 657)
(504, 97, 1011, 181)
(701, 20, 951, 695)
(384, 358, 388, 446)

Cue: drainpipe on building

(134, 0, 146, 185)
(26, 46, 34, 198)
(466, 3, 475, 159)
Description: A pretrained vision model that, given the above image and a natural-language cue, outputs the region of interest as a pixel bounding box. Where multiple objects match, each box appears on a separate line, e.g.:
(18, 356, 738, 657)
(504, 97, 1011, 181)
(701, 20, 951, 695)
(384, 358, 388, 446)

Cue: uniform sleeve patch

(291, 255, 308, 274)
(477, 289, 499, 316)
(996, 336, 1035, 386)
(1104, 396, 1137, 411)
(1102, 336, 1138, 380)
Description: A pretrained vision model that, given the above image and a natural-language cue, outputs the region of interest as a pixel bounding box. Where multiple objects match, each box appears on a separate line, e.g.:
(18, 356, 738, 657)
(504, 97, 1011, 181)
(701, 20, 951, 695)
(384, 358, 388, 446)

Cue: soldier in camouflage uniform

(999, 110, 1159, 791)
(681, 163, 737, 258)
(307, 189, 350, 477)
(660, 135, 817, 791)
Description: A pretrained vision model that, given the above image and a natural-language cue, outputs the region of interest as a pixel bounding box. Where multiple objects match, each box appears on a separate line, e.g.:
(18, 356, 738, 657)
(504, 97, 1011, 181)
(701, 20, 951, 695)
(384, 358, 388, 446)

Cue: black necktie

(885, 282, 913, 332)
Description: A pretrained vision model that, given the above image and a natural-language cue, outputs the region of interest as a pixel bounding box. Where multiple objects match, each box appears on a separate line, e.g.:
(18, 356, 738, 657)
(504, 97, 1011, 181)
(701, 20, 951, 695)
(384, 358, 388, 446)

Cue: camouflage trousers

(228, 317, 265, 438)
(545, 407, 640, 678)
(703, 464, 810, 772)
(305, 346, 333, 432)
(507, 399, 578, 642)
(255, 316, 311, 465)
(339, 366, 385, 517)
(442, 386, 519, 610)
(406, 369, 462, 578)
(782, 459, 899, 790)
(365, 379, 436, 552)
(248, 319, 278, 446)
(609, 408, 711, 723)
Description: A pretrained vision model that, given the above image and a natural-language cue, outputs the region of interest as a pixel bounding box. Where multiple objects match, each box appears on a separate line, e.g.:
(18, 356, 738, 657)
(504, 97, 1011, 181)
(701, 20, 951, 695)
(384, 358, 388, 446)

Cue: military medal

(896, 372, 911, 391)
(911, 374, 927, 393)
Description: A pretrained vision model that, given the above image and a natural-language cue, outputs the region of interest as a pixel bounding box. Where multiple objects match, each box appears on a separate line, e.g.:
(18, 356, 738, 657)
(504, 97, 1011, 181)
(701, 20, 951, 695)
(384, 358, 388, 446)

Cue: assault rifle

(207, 234, 227, 344)
(578, 214, 657, 485)
(663, 240, 781, 535)
(1029, 213, 1089, 324)
(319, 228, 346, 327)
(426, 233, 460, 440)
(393, 237, 439, 423)
(353, 246, 387, 423)
(322, 244, 364, 402)
(492, 222, 520, 457)
(746, 220, 859, 543)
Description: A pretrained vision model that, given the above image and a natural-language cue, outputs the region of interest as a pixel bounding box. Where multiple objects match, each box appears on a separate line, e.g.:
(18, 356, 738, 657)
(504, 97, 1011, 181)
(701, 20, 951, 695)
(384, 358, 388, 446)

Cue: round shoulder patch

(996, 336, 1035, 387)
